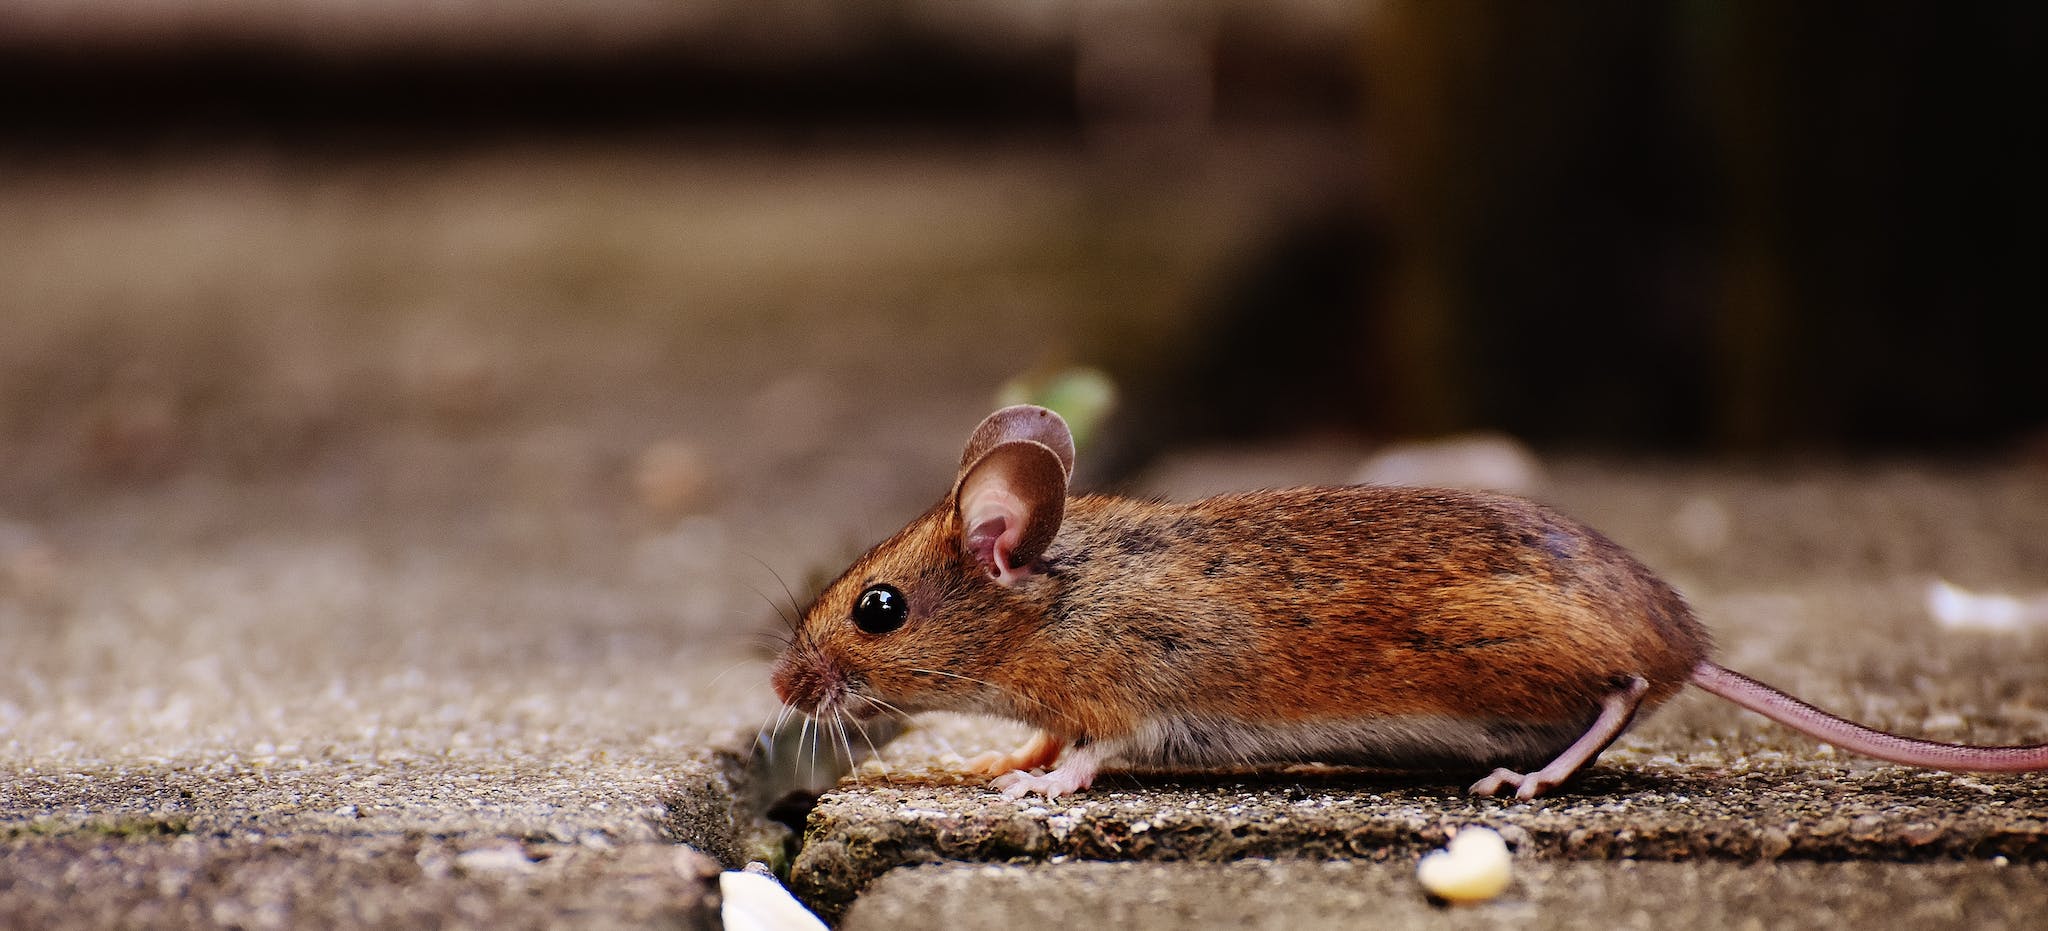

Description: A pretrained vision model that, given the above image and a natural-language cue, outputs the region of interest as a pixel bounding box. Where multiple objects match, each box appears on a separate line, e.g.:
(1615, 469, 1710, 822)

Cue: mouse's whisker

(904, 667, 1009, 691)
(832, 717, 859, 782)
(818, 712, 846, 784)
(801, 714, 819, 786)
(742, 552, 810, 633)
(847, 703, 891, 766)
(755, 702, 799, 766)
(859, 693, 911, 721)
(906, 667, 1088, 730)
(705, 656, 765, 691)
(812, 715, 830, 783)
(744, 583, 800, 634)
(749, 717, 775, 765)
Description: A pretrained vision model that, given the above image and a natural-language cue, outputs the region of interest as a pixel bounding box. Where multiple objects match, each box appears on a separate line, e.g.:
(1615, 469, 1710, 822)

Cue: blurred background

(4, 1, 2042, 490)
(1, 1, 2044, 747)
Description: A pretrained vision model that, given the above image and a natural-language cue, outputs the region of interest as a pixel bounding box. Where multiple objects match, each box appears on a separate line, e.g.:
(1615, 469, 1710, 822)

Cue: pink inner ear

(963, 516, 1012, 574)
(958, 480, 1031, 584)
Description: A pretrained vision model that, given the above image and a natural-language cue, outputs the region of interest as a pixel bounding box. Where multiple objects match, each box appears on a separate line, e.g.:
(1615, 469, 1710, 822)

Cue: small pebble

(721, 869, 827, 931)
(1416, 826, 1512, 904)
(1926, 578, 2048, 632)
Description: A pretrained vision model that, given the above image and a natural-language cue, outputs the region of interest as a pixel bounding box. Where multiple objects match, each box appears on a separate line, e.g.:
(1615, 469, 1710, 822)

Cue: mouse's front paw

(990, 766, 1092, 801)
(964, 731, 1065, 778)
(964, 752, 1011, 779)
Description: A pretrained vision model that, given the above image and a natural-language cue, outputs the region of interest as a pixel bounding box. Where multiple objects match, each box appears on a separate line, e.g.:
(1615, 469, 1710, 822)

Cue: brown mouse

(771, 405, 2048, 799)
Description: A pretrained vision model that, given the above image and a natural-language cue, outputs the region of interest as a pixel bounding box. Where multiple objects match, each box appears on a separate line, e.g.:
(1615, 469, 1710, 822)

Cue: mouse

(770, 405, 2048, 800)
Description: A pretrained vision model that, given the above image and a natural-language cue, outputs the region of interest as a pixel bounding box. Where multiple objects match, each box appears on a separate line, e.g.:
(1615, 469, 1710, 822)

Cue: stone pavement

(0, 478, 773, 928)
(6, 437, 2047, 928)
(796, 762, 2048, 923)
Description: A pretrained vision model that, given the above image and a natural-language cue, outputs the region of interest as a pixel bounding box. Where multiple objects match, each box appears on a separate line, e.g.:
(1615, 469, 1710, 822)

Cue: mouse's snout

(770, 649, 837, 716)
(768, 655, 810, 710)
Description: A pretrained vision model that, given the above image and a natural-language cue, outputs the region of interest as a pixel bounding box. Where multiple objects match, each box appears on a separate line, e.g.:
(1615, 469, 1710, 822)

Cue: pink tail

(1691, 662, 2048, 773)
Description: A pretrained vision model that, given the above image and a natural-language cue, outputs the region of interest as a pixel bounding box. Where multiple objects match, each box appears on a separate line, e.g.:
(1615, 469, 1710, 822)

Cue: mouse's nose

(770, 653, 829, 714)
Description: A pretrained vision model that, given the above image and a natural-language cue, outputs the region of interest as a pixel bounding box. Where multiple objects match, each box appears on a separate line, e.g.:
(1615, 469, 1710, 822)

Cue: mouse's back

(1023, 485, 1709, 747)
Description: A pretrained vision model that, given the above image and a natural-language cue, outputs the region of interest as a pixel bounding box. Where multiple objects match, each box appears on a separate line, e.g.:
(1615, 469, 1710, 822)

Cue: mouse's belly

(1117, 713, 1590, 771)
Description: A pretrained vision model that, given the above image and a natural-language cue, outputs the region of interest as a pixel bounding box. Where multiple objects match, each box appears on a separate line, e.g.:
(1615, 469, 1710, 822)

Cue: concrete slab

(790, 765, 2048, 918)
(0, 519, 789, 854)
(0, 832, 721, 931)
(2, 752, 748, 852)
(839, 859, 2048, 931)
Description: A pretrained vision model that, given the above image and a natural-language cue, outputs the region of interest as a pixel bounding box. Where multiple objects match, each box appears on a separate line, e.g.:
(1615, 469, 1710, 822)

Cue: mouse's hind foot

(1467, 767, 1563, 800)
(1467, 676, 1648, 800)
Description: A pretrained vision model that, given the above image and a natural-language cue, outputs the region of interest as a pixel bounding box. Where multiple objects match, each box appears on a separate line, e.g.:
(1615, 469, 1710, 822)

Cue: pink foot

(1466, 676, 1648, 801)
(1468, 768, 1556, 800)
(989, 743, 1104, 800)
(991, 766, 1092, 800)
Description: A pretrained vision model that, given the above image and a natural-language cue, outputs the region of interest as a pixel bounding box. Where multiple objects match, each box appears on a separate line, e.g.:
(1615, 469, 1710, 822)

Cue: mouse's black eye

(852, 584, 908, 635)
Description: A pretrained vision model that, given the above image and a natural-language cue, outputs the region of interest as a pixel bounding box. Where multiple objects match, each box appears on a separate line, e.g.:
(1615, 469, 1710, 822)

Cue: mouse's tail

(1690, 662, 2048, 773)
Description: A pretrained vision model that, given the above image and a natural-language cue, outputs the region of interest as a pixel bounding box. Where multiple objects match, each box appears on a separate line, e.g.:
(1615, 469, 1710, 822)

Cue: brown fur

(772, 483, 1711, 754)
(777, 407, 2046, 790)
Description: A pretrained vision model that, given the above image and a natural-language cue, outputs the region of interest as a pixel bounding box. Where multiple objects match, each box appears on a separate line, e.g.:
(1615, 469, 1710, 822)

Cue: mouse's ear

(952, 406, 1074, 586)
(958, 405, 1075, 479)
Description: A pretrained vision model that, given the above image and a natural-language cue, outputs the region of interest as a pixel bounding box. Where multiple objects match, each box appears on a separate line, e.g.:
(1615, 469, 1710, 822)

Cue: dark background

(2, 0, 2041, 489)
